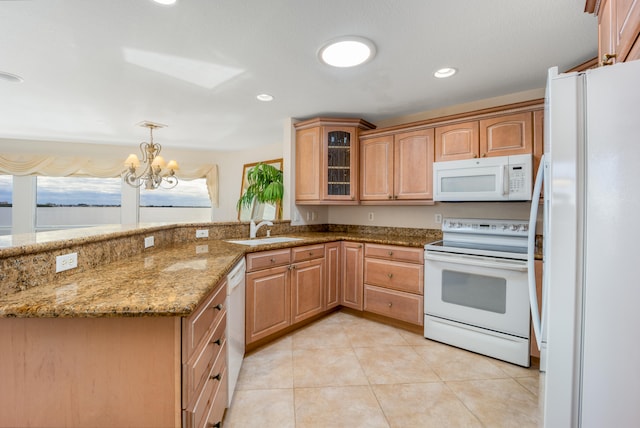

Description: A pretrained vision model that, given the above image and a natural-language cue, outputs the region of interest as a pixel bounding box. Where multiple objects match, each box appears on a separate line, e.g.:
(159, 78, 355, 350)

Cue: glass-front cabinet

(295, 117, 375, 204)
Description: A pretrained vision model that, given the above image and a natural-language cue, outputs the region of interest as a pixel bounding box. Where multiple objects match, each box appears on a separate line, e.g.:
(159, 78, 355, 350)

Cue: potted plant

(236, 162, 284, 219)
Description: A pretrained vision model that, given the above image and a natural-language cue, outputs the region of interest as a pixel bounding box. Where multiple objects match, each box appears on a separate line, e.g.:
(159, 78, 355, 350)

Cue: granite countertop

(0, 232, 433, 319)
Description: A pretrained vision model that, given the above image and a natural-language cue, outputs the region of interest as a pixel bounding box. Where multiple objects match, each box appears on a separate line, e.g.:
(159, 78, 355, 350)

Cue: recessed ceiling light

(434, 67, 457, 78)
(318, 36, 376, 68)
(0, 71, 24, 84)
(256, 93, 274, 102)
(152, 0, 177, 5)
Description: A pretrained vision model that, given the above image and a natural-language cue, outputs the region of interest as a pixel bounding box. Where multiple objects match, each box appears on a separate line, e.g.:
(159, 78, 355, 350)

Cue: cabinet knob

(388, 251, 393, 256)
(388, 195, 393, 199)
(600, 53, 617, 66)
(211, 338, 222, 346)
(270, 258, 276, 263)
(388, 302, 393, 308)
(473, 154, 478, 158)
(351, 196, 355, 200)
(213, 303, 223, 311)
(482, 153, 487, 157)
(210, 373, 222, 381)
(387, 273, 393, 279)
(207, 423, 222, 428)
(309, 251, 313, 256)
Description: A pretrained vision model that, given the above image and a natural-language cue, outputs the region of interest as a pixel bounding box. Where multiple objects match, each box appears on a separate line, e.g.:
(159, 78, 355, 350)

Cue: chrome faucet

(250, 220, 273, 238)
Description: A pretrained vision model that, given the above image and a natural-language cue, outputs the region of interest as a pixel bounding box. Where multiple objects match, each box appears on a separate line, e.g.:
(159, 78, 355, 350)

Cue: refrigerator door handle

(527, 155, 544, 350)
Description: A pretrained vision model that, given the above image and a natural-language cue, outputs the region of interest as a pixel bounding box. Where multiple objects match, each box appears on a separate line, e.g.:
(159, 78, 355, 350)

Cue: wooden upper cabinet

(590, 0, 640, 64)
(394, 129, 434, 200)
(435, 121, 479, 161)
(360, 129, 434, 201)
(295, 126, 322, 201)
(360, 135, 393, 200)
(294, 117, 375, 204)
(479, 112, 533, 158)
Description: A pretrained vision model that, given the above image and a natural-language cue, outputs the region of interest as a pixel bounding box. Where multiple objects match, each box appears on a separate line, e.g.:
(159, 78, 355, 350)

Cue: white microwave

(433, 154, 532, 201)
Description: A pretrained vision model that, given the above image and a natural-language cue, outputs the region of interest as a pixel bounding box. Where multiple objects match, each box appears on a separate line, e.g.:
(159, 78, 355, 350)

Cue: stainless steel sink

(226, 236, 303, 246)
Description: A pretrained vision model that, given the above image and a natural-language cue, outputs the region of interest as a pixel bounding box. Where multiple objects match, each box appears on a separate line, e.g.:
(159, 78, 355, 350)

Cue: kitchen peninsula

(0, 221, 437, 428)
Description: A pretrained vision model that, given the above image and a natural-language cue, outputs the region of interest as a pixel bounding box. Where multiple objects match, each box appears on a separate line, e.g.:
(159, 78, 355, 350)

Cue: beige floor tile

(292, 318, 352, 349)
(516, 375, 540, 397)
(344, 319, 410, 347)
(413, 340, 510, 381)
(224, 388, 295, 428)
(293, 347, 369, 387)
(354, 346, 440, 384)
(447, 378, 540, 427)
(235, 347, 293, 390)
(373, 383, 482, 427)
(295, 385, 389, 428)
(492, 357, 540, 378)
(397, 328, 430, 346)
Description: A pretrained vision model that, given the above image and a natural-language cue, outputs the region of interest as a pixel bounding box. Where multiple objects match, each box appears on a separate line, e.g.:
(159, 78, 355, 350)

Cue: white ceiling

(0, 0, 597, 152)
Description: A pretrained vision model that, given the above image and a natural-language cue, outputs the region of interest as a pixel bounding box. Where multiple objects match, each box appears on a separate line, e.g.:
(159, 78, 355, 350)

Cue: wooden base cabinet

(325, 241, 341, 309)
(245, 245, 326, 345)
(363, 244, 424, 326)
(341, 241, 364, 310)
(0, 279, 229, 428)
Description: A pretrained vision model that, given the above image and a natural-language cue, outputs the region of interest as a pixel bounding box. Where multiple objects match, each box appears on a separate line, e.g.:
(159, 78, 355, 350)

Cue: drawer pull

(387, 273, 393, 279)
(210, 373, 222, 381)
(211, 338, 222, 346)
(213, 303, 223, 311)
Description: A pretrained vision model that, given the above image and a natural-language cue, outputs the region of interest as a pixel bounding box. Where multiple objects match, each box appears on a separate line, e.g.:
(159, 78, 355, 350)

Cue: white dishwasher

(226, 258, 246, 407)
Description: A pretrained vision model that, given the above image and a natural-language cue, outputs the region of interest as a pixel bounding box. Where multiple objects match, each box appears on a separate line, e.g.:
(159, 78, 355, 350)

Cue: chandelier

(123, 121, 179, 190)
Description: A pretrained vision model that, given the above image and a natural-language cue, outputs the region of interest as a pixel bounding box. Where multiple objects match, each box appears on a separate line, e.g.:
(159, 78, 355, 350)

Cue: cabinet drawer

(364, 258, 424, 294)
(364, 243, 423, 264)
(291, 244, 325, 263)
(246, 249, 291, 272)
(183, 314, 227, 407)
(364, 285, 424, 326)
(182, 280, 227, 359)
(184, 342, 228, 428)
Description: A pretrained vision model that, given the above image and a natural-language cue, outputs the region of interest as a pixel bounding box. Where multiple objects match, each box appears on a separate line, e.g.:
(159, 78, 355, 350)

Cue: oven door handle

(425, 252, 527, 272)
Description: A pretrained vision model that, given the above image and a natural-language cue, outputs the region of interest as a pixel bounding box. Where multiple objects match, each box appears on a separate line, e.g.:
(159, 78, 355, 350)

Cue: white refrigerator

(538, 59, 640, 426)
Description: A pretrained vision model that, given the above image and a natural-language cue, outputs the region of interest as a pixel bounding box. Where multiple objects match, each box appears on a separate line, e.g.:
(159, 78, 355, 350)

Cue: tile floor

(224, 310, 541, 427)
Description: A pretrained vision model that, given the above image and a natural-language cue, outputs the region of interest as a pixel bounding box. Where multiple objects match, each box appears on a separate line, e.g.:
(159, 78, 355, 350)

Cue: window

(36, 176, 121, 229)
(140, 178, 211, 223)
(0, 175, 12, 234)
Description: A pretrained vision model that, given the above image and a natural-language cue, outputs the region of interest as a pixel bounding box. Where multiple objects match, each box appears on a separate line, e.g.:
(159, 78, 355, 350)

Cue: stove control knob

(522, 224, 529, 231)
(511, 225, 519, 231)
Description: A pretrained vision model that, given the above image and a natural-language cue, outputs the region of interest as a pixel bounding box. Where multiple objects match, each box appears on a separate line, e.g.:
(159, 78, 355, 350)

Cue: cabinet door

(325, 242, 341, 309)
(435, 121, 479, 161)
(324, 126, 358, 202)
(295, 126, 322, 201)
(479, 112, 532, 158)
(360, 135, 393, 200)
(246, 265, 291, 344)
(393, 128, 435, 200)
(599, 0, 617, 65)
(341, 242, 364, 310)
(291, 258, 325, 324)
(615, 0, 640, 61)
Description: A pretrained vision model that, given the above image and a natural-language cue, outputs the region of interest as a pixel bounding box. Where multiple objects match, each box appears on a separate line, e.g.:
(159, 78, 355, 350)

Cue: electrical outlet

(195, 229, 209, 238)
(311, 211, 317, 221)
(306, 211, 311, 221)
(435, 213, 442, 224)
(144, 236, 154, 248)
(368, 212, 374, 221)
(55, 252, 78, 273)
